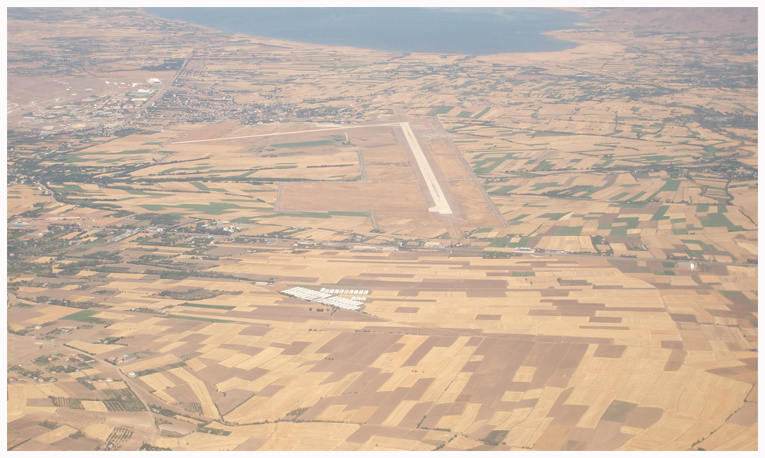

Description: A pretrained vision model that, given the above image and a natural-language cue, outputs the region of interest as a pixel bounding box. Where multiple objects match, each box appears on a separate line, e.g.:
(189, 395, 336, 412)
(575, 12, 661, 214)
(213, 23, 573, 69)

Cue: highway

(160, 229, 757, 269)
(131, 54, 193, 122)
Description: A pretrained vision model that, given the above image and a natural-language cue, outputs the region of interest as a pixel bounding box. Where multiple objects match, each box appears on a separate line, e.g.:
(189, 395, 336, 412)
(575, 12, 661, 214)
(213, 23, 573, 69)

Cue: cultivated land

(7, 7, 757, 451)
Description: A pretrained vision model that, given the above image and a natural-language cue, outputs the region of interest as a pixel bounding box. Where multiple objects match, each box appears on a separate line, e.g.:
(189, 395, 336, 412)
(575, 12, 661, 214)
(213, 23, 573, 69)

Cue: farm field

(7, 246, 758, 450)
(7, 7, 757, 452)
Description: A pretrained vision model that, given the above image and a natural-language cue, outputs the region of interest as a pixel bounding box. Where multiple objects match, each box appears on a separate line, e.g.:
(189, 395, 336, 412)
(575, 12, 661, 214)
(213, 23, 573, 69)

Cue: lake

(146, 7, 585, 55)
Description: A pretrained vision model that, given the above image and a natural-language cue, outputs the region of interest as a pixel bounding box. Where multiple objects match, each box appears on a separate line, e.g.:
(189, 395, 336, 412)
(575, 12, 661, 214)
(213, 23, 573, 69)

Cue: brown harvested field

(445, 180, 504, 227)
(280, 181, 428, 213)
(428, 139, 471, 179)
(177, 121, 243, 142)
(7, 184, 51, 218)
(13, 242, 756, 449)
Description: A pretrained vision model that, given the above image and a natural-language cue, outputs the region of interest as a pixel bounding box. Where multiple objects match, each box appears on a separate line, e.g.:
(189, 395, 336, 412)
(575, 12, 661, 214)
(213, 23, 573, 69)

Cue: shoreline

(143, 7, 590, 57)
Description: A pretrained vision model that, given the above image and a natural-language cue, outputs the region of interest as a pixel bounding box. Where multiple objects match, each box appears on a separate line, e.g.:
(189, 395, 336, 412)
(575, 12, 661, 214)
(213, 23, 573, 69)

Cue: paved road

(52, 226, 754, 270)
(275, 183, 283, 211)
(357, 147, 368, 182)
(131, 55, 193, 122)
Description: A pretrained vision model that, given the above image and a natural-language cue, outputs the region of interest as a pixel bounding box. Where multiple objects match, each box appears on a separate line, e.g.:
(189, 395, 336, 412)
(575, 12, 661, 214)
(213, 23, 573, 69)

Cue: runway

(172, 123, 396, 144)
(172, 120, 454, 216)
(399, 122, 453, 215)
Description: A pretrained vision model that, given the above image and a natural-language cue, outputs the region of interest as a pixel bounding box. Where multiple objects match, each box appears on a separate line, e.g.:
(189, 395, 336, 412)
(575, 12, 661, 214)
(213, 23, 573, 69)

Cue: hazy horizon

(147, 7, 585, 55)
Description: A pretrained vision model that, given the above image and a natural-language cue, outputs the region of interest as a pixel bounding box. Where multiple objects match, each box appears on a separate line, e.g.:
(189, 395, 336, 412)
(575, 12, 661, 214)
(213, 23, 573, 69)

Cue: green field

(164, 314, 235, 323)
(611, 192, 629, 201)
(532, 161, 554, 172)
(702, 213, 743, 231)
(429, 106, 454, 115)
(190, 182, 210, 191)
(61, 310, 101, 322)
(650, 205, 670, 221)
(273, 139, 335, 149)
(556, 226, 583, 236)
(482, 430, 509, 447)
(328, 211, 369, 217)
(473, 107, 492, 118)
(511, 272, 535, 277)
(489, 185, 519, 195)
(681, 239, 718, 252)
(533, 131, 574, 137)
(540, 213, 568, 220)
(653, 270, 676, 276)
(177, 303, 235, 311)
(472, 154, 514, 174)
(659, 180, 681, 192)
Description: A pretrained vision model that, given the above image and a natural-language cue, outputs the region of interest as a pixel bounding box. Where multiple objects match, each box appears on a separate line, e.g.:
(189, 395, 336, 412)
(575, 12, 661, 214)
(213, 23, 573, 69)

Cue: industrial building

(281, 286, 368, 311)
